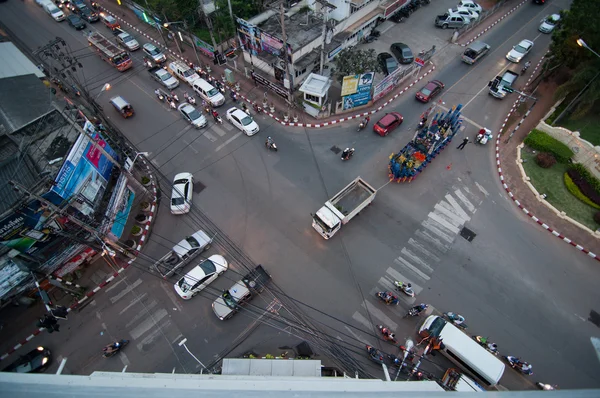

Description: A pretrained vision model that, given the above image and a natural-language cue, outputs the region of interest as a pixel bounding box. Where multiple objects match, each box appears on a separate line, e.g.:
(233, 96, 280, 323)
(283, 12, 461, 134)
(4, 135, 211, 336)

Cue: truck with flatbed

(489, 69, 518, 99)
(311, 177, 377, 239)
(212, 265, 271, 320)
(148, 66, 179, 90)
(152, 230, 212, 278)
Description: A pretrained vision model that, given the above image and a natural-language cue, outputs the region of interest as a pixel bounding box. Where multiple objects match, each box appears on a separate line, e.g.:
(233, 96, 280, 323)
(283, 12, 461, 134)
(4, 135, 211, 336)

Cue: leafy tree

(547, 0, 600, 118)
(332, 48, 381, 83)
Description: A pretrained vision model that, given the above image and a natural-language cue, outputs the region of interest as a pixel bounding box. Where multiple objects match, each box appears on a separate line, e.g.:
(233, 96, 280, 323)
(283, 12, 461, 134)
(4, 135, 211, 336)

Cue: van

(167, 61, 200, 86)
(100, 13, 120, 31)
(462, 41, 490, 65)
(109, 96, 134, 118)
(44, 3, 66, 21)
(192, 79, 225, 107)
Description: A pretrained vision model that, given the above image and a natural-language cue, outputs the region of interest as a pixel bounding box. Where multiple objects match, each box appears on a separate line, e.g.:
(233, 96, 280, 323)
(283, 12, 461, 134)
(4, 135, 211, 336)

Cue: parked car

(174, 255, 228, 299)
(226, 107, 259, 136)
(390, 43, 414, 64)
(66, 14, 86, 30)
(435, 12, 470, 29)
(539, 14, 560, 33)
(373, 112, 403, 136)
(449, 7, 479, 20)
(2, 346, 51, 373)
(116, 31, 140, 51)
(170, 172, 193, 214)
(416, 80, 445, 102)
(178, 103, 207, 129)
(457, 0, 482, 13)
(378, 52, 398, 76)
(506, 39, 534, 62)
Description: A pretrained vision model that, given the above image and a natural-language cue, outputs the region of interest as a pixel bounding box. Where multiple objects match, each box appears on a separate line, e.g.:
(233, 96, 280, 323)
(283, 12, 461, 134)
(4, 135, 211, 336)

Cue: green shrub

(534, 152, 556, 168)
(524, 129, 574, 163)
(564, 173, 600, 209)
(570, 163, 600, 194)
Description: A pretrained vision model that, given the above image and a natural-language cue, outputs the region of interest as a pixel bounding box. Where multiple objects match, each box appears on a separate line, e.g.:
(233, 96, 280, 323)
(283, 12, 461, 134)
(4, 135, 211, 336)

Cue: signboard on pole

(415, 57, 425, 67)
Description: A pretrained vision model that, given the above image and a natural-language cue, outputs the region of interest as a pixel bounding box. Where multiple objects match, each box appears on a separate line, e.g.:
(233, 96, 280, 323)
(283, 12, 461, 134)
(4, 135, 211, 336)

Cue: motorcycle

(155, 89, 166, 102)
(366, 345, 384, 365)
(212, 111, 223, 124)
(417, 117, 427, 130)
(536, 382, 558, 390)
(204, 104, 212, 114)
(377, 325, 397, 343)
(475, 128, 493, 145)
(443, 312, 468, 330)
(169, 99, 177, 109)
(472, 336, 499, 355)
(230, 91, 238, 103)
(265, 139, 278, 151)
(404, 304, 428, 318)
(521, 64, 530, 75)
(184, 92, 196, 105)
(91, 1, 99, 9)
(376, 291, 399, 305)
(394, 281, 415, 297)
(504, 356, 533, 375)
(341, 148, 354, 161)
(357, 121, 366, 131)
(253, 102, 263, 113)
(171, 92, 179, 102)
(102, 339, 129, 358)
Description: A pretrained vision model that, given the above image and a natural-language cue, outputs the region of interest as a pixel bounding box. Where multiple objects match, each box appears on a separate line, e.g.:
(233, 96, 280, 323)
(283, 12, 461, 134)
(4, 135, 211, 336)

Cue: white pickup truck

(152, 230, 212, 277)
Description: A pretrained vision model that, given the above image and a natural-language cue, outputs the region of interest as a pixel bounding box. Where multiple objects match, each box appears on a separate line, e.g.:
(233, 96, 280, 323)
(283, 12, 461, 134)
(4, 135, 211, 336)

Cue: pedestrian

(457, 137, 469, 150)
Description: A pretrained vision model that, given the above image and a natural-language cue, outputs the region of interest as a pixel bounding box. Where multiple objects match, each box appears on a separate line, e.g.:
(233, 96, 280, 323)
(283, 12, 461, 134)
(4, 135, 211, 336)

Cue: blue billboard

(342, 73, 374, 110)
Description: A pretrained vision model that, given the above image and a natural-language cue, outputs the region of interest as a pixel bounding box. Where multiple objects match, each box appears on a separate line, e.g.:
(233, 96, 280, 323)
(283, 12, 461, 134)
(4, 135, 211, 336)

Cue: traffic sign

(415, 58, 425, 67)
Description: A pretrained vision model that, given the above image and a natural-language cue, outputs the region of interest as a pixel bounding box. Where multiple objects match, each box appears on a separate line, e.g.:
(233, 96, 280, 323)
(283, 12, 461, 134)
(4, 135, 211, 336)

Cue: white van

(419, 315, 505, 386)
(192, 78, 225, 107)
(44, 3, 66, 21)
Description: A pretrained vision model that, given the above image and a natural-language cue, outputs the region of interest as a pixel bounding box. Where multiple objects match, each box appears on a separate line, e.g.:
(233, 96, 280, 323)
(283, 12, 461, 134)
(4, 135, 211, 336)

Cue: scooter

(155, 90, 166, 102)
(230, 91, 238, 103)
(184, 92, 196, 105)
(404, 304, 428, 318)
(536, 382, 558, 390)
(472, 335, 499, 355)
(417, 118, 427, 130)
(253, 102, 263, 113)
(475, 128, 493, 145)
(377, 325, 397, 343)
(212, 111, 223, 124)
(265, 139, 278, 151)
(171, 92, 180, 102)
(504, 356, 533, 375)
(102, 339, 129, 358)
(341, 148, 354, 161)
(394, 281, 415, 297)
(376, 291, 399, 305)
(366, 345, 384, 365)
(443, 312, 468, 330)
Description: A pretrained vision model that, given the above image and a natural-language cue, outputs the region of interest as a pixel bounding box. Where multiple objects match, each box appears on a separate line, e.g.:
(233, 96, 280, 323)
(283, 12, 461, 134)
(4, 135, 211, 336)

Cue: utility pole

(279, 2, 294, 104)
(199, 4, 220, 63)
(315, 0, 336, 75)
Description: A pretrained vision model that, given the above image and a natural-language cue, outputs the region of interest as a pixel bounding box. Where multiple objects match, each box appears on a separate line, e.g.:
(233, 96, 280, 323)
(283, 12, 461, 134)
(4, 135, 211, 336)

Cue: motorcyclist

(266, 136, 274, 148)
(385, 294, 399, 305)
(404, 283, 412, 292)
(452, 314, 465, 326)
(520, 361, 532, 373)
(154, 88, 161, 97)
(341, 148, 353, 160)
(524, 61, 531, 69)
(364, 116, 370, 125)
(487, 343, 498, 353)
(413, 303, 428, 313)
(211, 110, 220, 122)
(103, 342, 119, 354)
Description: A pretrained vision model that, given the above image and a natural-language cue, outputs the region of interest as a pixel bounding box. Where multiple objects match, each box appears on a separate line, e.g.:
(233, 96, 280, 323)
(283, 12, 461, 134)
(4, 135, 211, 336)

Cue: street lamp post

(178, 338, 209, 373)
(576, 38, 600, 59)
(164, 21, 201, 65)
(125, 151, 149, 171)
(162, 19, 184, 55)
(95, 83, 111, 101)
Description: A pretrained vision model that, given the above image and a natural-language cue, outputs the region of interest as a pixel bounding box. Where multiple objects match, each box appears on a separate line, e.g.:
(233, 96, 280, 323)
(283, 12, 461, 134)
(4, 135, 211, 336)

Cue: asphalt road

(3, 0, 599, 390)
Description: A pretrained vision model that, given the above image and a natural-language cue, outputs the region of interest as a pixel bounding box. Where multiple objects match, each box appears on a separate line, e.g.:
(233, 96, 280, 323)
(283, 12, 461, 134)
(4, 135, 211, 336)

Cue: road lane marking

(434, 203, 467, 227)
(445, 194, 471, 221)
(104, 277, 127, 293)
(415, 229, 450, 253)
(394, 257, 431, 281)
(362, 300, 399, 330)
(125, 300, 158, 328)
(454, 189, 476, 213)
(215, 132, 243, 152)
(427, 212, 460, 235)
(211, 124, 227, 137)
(129, 308, 168, 340)
(119, 293, 148, 315)
(109, 278, 143, 304)
(160, 281, 184, 312)
(384, 267, 424, 294)
(401, 248, 434, 274)
(344, 324, 371, 346)
(408, 238, 441, 262)
(202, 131, 217, 142)
(421, 218, 455, 244)
(475, 182, 490, 197)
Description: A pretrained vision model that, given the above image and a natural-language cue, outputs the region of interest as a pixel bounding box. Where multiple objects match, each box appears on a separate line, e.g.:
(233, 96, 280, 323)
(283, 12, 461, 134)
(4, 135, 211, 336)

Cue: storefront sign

(251, 72, 289, 100)
(342, 73, 374, 110)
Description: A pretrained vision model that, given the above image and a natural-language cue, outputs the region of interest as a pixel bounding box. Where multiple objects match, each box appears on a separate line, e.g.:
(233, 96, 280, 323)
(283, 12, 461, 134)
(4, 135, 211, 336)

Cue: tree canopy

(332, 47, 381, 83)
(548, 0, 600, 118)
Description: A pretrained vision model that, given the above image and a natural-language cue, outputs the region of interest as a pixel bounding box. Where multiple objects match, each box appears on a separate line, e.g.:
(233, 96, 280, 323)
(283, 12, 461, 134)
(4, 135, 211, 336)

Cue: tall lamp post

(164, 21, 201, 65)
(178, 338, 209, 373)
(95, 83, 111, 101)
(553, 38, 600, 125)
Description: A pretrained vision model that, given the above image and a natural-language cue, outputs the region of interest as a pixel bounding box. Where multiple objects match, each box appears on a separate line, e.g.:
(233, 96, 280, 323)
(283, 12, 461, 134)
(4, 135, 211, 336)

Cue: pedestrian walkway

(351, 183, 487, 333)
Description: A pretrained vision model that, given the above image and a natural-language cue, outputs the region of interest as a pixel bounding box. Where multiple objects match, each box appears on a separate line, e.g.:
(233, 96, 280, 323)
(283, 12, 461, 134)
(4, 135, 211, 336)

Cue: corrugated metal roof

(0, 42, 45, 79)
(0, 75, 53, 134)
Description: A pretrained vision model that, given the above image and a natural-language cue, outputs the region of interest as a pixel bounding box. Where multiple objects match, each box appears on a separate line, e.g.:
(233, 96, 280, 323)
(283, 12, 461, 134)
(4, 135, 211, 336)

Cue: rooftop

(0, 74, 53, 135)
(299, 73, 332, 96)
(259, 9, 323, 51)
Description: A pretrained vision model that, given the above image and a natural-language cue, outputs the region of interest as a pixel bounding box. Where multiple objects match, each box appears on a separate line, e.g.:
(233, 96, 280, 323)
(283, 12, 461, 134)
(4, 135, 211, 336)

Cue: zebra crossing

(352, 184, 486, 331)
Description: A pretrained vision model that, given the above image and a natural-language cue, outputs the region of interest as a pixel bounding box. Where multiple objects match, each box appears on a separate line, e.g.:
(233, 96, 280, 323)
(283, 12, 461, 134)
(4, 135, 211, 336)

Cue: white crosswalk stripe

(211, 124, 227, 137)
(427, 211, 460, 234)
(362, 300, 399, 331)
(394, 257, 431, 281)
(384, 268, 423, 295)
(434, 202, 468, 227)
(408, 238, 441, 262)
(454, 188, 475, 213)
(444, 194, 471, 221)
(203, 131, 218, 142)
(400, 248, 433, 274)
(421, 218, 455, 244)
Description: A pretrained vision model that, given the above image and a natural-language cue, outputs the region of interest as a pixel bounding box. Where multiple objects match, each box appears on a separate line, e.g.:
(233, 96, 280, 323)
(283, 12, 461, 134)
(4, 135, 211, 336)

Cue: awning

(343, 8, 383, 34)
(294, 50, 319, 70)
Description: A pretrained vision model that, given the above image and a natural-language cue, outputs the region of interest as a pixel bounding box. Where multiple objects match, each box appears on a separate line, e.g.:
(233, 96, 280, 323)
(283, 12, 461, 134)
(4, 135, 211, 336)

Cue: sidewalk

(495, 72, 600, 257)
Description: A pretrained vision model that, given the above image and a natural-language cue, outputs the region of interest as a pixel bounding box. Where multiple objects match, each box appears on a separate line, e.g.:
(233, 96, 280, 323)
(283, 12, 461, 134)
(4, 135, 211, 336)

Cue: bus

(419, 315, 505, 387)
(87, 32, 132, 72)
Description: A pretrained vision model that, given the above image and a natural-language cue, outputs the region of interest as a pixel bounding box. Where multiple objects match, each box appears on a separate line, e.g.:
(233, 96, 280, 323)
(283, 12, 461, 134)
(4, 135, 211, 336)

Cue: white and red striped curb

(459, 0, 528, 47)
(101, 8, 435, 129)
(0, 158, 158, 362)
(494, 57, 600, 262)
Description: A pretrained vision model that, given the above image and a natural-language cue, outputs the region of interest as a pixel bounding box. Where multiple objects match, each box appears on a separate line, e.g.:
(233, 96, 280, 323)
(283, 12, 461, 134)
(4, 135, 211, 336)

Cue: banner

(342, 72, 374, 110)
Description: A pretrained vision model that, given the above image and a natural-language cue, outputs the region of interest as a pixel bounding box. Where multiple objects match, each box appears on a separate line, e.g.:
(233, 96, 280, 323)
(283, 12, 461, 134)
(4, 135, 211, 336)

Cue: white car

(457, 0, 482, 13)
(226, 107, 260, 136)
(143, 43, 167, 64)
(116, 32, 140, 51)
(178, 103, 207, 129)
(170, 172, 193, 214)
(539, 14, 560, 33)
(506, 39, 534, 63)
(174, 255, 228, 299)
(449, 7, 479, 21)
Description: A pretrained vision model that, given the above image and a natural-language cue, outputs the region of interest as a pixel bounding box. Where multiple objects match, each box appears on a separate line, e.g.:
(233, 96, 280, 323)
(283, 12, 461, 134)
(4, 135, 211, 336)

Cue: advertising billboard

(341, 75, 360, 97)
(342, 73, 374, 110)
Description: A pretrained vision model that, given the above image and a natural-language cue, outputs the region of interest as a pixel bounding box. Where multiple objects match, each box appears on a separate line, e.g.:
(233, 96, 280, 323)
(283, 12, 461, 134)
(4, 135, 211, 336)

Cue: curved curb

(494, 59, 600, 263)
(100, 8, 435, 129)
(459, 0, 528, 47)
(0, 158, 159, 361)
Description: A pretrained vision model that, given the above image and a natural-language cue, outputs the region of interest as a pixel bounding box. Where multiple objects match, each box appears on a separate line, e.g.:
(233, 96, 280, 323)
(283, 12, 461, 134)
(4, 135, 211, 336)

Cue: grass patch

(521, 148, 600, 231)
(557, 111, 600, 147)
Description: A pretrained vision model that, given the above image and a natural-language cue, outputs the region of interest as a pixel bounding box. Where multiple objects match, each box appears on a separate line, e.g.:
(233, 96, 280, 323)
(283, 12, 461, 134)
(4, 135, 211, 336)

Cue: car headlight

(42, 357, 49, 365)
(37, 346, 44, 351)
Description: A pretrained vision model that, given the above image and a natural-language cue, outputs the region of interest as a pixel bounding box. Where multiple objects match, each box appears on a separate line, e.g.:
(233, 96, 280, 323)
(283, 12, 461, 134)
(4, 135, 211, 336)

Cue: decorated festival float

(389, 104, 464, 183)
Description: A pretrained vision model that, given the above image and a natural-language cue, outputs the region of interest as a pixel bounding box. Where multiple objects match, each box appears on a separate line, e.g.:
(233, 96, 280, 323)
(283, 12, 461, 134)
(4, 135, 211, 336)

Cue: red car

(415, 80, 445, 103)
(373, 112, 403, 136)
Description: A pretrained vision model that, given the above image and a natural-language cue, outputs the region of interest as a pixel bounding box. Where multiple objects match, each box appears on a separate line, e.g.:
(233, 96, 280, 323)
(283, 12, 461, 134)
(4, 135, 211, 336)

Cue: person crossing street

(457, 137, 469, 150)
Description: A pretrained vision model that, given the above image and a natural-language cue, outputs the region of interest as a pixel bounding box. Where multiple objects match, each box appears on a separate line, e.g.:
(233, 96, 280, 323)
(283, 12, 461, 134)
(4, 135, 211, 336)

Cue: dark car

(2, 346, 51, 373)
(373, 112, 403, 136)
(68, 0, 85, 11)
(377, 52, 398, 76)
(390, 43, 414, 64)
(67, 14, 86, 30)
(416, 80, 445, 103)
(78, 6, 99, 22)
